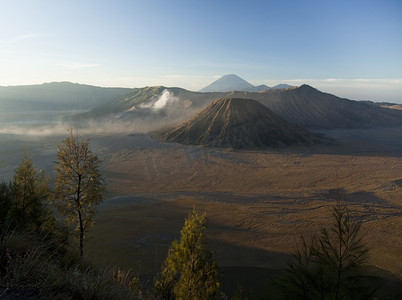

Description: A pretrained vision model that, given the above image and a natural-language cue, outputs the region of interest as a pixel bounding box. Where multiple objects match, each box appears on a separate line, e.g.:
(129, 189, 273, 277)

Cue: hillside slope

(228, 85, 402, 129)
(155, 98, 320, 148)
(0, 82, 131, 111)
(74, 84, 402, 130)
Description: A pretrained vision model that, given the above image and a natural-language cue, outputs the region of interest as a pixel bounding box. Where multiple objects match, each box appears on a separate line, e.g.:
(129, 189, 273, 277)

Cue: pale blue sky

(1, 0, 401, 102)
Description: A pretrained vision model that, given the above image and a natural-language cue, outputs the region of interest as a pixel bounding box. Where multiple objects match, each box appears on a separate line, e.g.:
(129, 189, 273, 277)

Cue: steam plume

(139, 89, 178, 110)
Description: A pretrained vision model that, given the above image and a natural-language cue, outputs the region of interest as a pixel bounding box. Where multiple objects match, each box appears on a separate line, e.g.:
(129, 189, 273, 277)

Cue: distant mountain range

(0, 82, 130, 111)
(155, 97, 321, 148)
(81, 83, 402, 130)
(199, 74, 293, 92)
(226, 85, 402, 129)
(3, 80, 402, 133)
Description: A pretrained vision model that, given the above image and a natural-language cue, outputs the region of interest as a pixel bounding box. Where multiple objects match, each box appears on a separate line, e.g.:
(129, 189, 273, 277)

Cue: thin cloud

(59, 62, 101, 69)
(257, 78, 402, 102)
(262, 78, 402, 85)
(163, 74, 183, 79)
(0, 34, 42, 44)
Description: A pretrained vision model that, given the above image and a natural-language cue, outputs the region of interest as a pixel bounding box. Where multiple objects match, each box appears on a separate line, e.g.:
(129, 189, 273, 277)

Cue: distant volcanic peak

(209, 97, 270, 118)
(199, 74, 254, 93)
(247, 84, 271, 92)
(156, 97, 320, 149)
(211, 97, 258, 107)
(284, 84, 320, 96)
(298, 84, 317, 91)
(144, 85, 166, 93)
(272, 83, 294, 89)
(200, 74, 294, 93)
(220, 74, 248, 82)
(222, 74, 242, 79)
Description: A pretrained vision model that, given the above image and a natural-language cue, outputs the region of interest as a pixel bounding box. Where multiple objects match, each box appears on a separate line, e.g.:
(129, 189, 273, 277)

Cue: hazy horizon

(1, 77, 402, 104)
(1, 0, 401, 102)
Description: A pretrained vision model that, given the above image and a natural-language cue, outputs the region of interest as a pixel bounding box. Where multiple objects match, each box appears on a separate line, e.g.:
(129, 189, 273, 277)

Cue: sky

(1, 0, 401, 102)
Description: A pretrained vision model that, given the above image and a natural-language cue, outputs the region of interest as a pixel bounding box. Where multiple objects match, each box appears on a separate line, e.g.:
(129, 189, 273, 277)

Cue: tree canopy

(53, 129, 106, 256)
(9, 151, 50, 231)
(154, 209, 221, 300)
(275, 203, 377, 299)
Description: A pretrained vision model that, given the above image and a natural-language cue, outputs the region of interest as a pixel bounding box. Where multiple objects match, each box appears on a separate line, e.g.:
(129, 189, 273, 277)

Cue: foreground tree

(53, 129, 106, 257)
(154, 209, 221, 300)
(9, 151, 50, 230)
(276, 202, 378, 299)
(0, 182, 12, 231)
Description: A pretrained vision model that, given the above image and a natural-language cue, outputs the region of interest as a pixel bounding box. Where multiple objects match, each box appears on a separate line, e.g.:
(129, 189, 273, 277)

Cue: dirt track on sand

(88, 129, 402, 289)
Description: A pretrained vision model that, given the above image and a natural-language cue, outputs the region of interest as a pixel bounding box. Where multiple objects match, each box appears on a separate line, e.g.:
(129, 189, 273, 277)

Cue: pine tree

(276, 202, 377, 299)
(0, 182, 12, 230)
(154, 209, 221, 300)
(315, 203, 373, 299)
(9, 151, 50, 230)
(53, 129, 106, 257)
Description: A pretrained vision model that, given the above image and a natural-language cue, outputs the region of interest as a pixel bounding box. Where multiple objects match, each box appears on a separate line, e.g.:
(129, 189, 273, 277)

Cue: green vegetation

(275, 202, 378, 299)
(0, 182, 12, 229)
(0, 135, 139, 299)
(0, 229, 141, 299)
(154, 209, 221, 299)
(9, 151, 53, 231)
(0, 151, 54, 233)
(53, 129, 106, 257)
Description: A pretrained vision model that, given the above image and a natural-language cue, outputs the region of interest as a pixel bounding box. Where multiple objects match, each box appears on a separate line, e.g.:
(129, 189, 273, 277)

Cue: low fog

(0, 118, 160, 136)
(0, 89, 195, 137)
(0, 88, 204, 181)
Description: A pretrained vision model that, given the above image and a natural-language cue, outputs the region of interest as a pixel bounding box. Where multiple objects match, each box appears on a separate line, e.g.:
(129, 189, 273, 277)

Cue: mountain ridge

(199, 74, 294, 92)
(154, 97, 321, 148)
(226, 85, 402, 129)
(0, 82, 131, 111)
(78, 84, 402, 130)
(7, 80, 401, 132)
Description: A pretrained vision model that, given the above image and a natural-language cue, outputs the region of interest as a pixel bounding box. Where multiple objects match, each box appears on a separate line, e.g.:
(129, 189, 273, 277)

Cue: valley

(1, 126, 402, 297)
(85, 128, 402, 296)
(2, 0, 401, 296)
(1, 80, 402, 297)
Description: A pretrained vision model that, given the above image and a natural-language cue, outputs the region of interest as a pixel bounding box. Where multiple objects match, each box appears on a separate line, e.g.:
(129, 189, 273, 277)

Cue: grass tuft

(0, 229, 143, 299)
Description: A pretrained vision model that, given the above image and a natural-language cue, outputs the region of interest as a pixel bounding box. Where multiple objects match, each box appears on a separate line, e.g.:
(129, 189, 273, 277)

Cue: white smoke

(153, 89, 178, 109)
(139, 89, 178, 110)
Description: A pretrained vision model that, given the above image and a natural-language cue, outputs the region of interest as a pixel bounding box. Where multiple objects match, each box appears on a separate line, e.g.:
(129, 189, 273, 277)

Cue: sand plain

(1, 127, 401, 297)
(84, 128, 402, 296)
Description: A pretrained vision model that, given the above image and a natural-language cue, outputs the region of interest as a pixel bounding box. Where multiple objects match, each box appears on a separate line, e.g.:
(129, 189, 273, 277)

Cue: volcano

(155, 97, 321, 148)
(199, 74, 255, 92)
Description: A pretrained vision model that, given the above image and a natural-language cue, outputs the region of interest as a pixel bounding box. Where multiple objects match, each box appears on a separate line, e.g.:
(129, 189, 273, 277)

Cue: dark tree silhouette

(276, 202, 378, 299)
